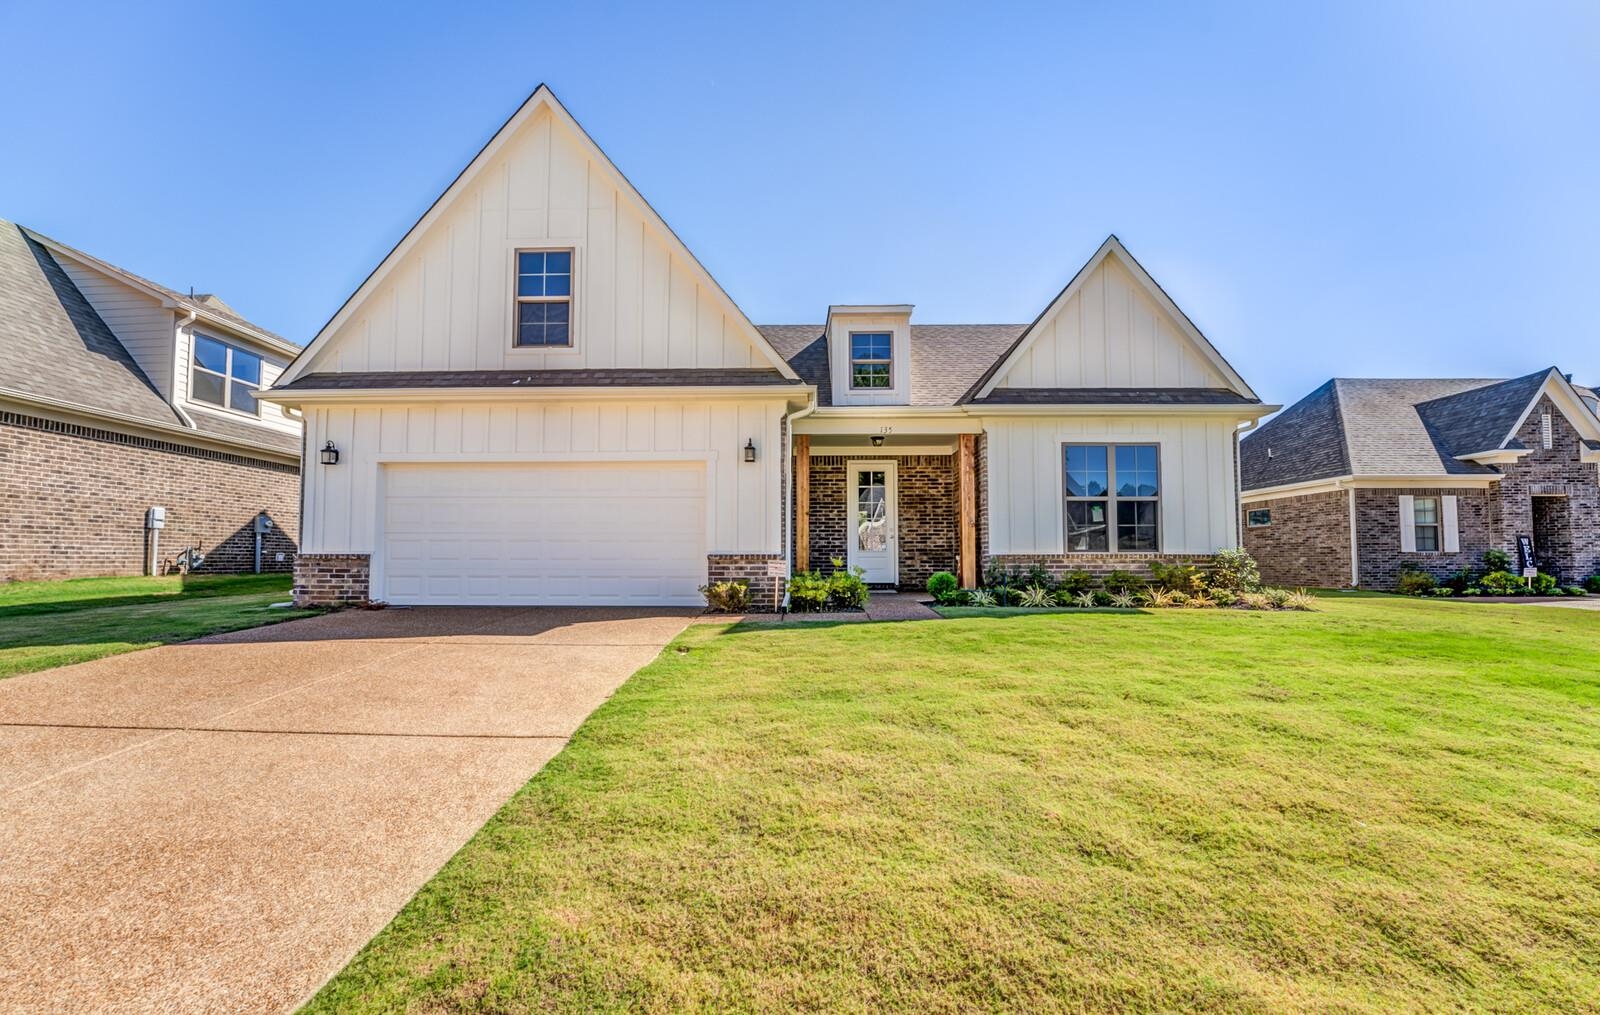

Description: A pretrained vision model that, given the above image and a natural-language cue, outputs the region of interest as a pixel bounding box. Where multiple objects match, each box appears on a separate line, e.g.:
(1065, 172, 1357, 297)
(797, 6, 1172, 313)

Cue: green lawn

(0, 573, 315, 678)
(305, 594, 1600, 1014)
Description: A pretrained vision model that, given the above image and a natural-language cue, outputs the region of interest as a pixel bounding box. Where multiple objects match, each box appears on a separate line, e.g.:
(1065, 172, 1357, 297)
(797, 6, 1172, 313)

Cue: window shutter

(1442, 495, 1460, 553)
(1398, 495, 1416, 552)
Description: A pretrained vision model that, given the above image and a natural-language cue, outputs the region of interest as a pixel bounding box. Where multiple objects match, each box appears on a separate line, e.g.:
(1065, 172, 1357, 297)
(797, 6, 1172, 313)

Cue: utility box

(146, 506, 166, 530)
(254, 513, 274, 534)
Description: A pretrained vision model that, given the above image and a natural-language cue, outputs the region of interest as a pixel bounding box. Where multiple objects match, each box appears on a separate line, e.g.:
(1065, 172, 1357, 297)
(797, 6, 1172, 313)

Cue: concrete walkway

(0, 606, 693, 1015)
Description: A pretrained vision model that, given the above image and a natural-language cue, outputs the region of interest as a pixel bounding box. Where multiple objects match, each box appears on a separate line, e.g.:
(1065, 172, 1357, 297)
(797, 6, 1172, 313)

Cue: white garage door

(380, 461, 707, 606)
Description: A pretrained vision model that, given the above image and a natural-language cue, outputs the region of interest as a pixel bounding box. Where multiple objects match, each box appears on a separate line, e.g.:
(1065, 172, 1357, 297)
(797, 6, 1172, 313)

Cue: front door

(846, 461, 897, 585)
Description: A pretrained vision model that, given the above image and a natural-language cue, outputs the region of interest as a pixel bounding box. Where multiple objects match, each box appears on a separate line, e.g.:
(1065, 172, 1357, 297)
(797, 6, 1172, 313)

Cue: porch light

(870, 434, 885, 448)
(743, 438, 757, 463)
(319, 440, 340, 466)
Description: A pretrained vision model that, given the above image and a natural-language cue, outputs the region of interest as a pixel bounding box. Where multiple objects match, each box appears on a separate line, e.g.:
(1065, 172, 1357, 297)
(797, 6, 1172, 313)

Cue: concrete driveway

(0, 606, 694, 1014)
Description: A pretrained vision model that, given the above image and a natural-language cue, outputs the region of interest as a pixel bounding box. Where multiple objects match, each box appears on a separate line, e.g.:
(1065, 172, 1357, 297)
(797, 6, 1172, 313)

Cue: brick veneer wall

(706, 553, 785, 612)
(293, 553, 371, 607)
(1492, 397, 1600, 582)
(983, 553, 1216, 582)
(1354, 487, 1495, 590)
(0, 411, 299, 581)
(795, 454, 958, 590)
(1242, 490, 1352, 587)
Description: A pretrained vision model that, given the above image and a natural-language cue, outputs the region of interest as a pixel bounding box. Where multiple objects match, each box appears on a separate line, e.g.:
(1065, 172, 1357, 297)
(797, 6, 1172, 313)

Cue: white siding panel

(55, 257, 176, 399)
(299, 397, 789, 557)
(996, 256, 1230, 391)
(982, 414, 1240, 555)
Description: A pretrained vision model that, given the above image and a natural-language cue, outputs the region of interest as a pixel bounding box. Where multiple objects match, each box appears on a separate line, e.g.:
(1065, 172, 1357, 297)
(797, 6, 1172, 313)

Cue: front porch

(791, 430, 981, 591)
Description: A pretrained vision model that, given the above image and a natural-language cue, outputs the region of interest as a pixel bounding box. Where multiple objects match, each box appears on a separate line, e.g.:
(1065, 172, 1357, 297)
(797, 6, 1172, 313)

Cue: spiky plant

(1185, 592, 1216, 609)
(1285, 589, 1317, 611)
(1109, 591, 1138, 609)
(1072, 590, 1097, 608)
(1142, 588, 1178, 608)
(1019, 585, 1056, 608)
(965, 588, 997, 608)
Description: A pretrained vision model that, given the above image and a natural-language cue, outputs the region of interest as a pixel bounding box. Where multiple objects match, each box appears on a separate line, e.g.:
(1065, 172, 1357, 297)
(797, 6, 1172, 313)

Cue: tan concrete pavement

(0, 606, 694, 1014)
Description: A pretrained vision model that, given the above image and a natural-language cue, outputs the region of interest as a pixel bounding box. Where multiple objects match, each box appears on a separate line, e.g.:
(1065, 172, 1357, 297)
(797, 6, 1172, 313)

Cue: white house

(264, 87, 1273, 609)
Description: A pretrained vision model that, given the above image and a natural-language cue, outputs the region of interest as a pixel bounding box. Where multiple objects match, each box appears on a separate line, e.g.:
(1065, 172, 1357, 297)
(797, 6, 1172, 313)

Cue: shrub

(1239, 592, 1271, 610)
(1396, 567, 1436, 597)
(1461, 587, 1482, 596)
(1055, 569, 1095, 598)
(965, 588, 997, 608)
(700, 580, 751, 612)
(1566, 586, 1588, 597)
(785, 570, 830, 612)
(1477, 571, 1526, 596)
(1264, 588, 1291, 609)
(1142, 588, 1180, 608)
(1531, 572, 1560, 597)
(827, 561, 870, 610)
(1587, 575, 1600, 594)
(926, 571, 960, 604)
(1023, 563, 1055, 592)
(1102, 569, 1145, 596)
(1071, 590, 1097, 608)
(1149, 560, 1206, 594)
(1168, 590, 1192, 606)
(1285, 589, 1317, 611)
(1442, 568, 1475, 595)
(1429, 586, 1455, 597)
(1208, 548, 1262, 592)
(1109, 591, 1139, 609)
(1185, 592, 1217, 609)
(1019, 585, 1056, 608)
(1209, 588, 1238, 607)
(1483, 548, 1512, 572)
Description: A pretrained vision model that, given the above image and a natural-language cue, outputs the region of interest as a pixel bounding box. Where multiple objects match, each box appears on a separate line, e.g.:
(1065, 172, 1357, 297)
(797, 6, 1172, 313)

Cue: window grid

(849, 332, 892, 389)
(191, 334, 262, 416)
(514, 249, 573, 348)
(1413, 496, 1441, 553)
(1063, 443, 1161, 553)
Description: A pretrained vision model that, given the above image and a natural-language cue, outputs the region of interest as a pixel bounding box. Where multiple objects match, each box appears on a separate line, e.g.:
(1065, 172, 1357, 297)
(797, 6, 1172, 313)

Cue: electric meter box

(146, 506, 167, 530)
(254, 514, 274, 534)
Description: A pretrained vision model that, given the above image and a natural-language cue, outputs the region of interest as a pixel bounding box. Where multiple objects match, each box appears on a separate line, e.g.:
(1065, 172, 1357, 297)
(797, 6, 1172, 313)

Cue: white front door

(846, 460, 897, 585)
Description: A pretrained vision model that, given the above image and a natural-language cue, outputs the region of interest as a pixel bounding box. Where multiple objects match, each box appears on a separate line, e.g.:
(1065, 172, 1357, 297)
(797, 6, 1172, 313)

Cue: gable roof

(969, 235, 1259, 402)
(760, 324, 1023, 407)
(277, 85, 798, 387)
(1242, 368, 1600, 491)
(21, 226, 294, 355)
(0, 220, 181, 427)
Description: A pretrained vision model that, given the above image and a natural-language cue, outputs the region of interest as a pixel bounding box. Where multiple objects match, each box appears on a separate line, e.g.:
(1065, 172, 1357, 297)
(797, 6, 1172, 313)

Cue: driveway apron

(0, 606, 692, 1014)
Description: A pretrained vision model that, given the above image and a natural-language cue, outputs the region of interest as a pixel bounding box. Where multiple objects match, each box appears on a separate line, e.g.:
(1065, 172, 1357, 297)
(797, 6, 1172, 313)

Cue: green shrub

(1070, 590, 1097, 608)
(1531, 572, 1560, 596)
(827, 561, 870, 609)
(1018, 585, 1055, 608)
(1586, 575, 1600, 594)
(1462, 587, 1482, 596)
(1209, 588, 1238, 607)
(1442, 568, 1474, 594)
(1565, 586, 1588, 597)
(786, 570, 831, 611)
(1396, 568, 1436, 596)
(1149, 561, 1205, 594)
(1023, 563, 1054, 592)
(926, 571, 960, 604)
(1483, 548, 1512, 572)
(1477, 571, 1526, 596)
(1429, 586, 1455, 597)
(1055, 569, 1095, 598)
(965, 588, 997, 608)
(1102, 569, 1145, 596)
(699, 580, 751, 612)
(1264, 588, 1291, 609)
(1208, 548, 1262, 592)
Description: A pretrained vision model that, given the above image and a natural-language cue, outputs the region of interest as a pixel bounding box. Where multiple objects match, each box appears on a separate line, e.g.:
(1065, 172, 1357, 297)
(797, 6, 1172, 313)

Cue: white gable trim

(972, 236, 1258, 401)
(277, 85, 798, 386)
(1500, 369, 1600, 449)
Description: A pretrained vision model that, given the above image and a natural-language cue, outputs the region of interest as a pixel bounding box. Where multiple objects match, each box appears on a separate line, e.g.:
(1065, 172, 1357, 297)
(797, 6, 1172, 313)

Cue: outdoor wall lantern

(319, 440, 340, 466)
(743, 438, 757, 463)
(870, 434, 886, 448)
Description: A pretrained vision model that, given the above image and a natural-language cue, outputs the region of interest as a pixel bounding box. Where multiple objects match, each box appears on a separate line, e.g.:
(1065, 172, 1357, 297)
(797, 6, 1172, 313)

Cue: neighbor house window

(514, 250, 572, 347)
(850, 332, 892, 389)
(1413, 496, 1441, 552)
(191, 334, 262, 415)
(1064, 444, 1160, 552)
(1247, 508, 1272, 528)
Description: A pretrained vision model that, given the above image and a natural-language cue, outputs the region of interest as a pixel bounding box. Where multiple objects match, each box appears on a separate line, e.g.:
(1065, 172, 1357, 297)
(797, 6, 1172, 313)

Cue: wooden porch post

(795, 434, 810, 572)
(958, 434, 978, 588)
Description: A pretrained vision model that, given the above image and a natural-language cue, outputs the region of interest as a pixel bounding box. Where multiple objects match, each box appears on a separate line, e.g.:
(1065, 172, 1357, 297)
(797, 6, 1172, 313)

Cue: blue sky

(2, 1, 1596, 403)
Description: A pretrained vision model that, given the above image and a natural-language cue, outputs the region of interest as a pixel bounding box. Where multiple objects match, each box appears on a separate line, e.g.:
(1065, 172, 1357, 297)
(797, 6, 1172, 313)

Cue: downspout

(781, 395, 820, 610)
(1343, 480, 1360, 588)
(169, 308, 198, 428)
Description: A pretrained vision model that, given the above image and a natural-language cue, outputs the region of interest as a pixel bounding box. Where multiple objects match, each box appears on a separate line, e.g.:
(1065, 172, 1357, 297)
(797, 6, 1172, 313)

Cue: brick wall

(1354, 487, 1495, 590)
(706, 553, 785, 612)
(794, 454, 957, 590)
(1242, 490, 1352, 587)
(1493, 397, 1600, 582)
(293, 553, 370, 607)
(0, 412, 299, 581)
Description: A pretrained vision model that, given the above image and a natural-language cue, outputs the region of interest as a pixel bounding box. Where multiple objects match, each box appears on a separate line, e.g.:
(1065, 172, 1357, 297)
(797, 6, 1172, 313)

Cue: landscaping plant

(699, 580, 751, 613)
(1207, 547, 1262, 592)
(925, 571, 961, 605)
(1101, 569, 1145, 596)
(1396, 566, 1436, 597)
(1478, 571, 1528, 597)
(1148, 560, 1206, 594)
(1018, 585, 1056, 608)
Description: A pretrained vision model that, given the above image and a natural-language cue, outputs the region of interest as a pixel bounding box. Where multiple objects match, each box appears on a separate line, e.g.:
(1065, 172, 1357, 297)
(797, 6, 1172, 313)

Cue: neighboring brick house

(0, 220, 302, 581)
(1239, 369, 1600, 589)
(263, 86, 1273, 609)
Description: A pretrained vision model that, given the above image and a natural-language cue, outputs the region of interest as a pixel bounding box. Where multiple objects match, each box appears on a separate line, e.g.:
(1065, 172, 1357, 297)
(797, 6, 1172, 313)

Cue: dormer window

(514, 250, 572, 347)
(191, 334, 262, 416)
(850, 332, 892, 389)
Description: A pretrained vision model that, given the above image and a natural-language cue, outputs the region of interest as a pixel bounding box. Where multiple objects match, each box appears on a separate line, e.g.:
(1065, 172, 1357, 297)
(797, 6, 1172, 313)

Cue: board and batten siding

(981, 414, 1240, 555)
(55, 255, 177, 400)
(299, 397, 788, 557)
(301, 107, 768, 377)
(995, 256, 1228, 390)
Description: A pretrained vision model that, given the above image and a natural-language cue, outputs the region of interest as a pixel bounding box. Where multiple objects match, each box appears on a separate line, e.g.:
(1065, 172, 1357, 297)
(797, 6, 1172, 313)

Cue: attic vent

(1541, 413, 1553, 450)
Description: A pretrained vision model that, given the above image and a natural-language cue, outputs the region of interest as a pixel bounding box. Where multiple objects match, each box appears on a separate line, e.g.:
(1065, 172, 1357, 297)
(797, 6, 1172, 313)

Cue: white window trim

(847, 331, 894, 390)
(1062, 442, 1162, 553)
(509, 246, 579, 354)
(188, 333, 263, 418)
(1246, 508, 1272, 528)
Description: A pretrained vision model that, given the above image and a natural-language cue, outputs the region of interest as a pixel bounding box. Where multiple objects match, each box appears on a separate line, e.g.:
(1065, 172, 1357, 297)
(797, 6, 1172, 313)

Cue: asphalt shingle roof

(1241, 371, 1565, 491)
(0, 220, 181, 427)
(759, 324, 1025, 407)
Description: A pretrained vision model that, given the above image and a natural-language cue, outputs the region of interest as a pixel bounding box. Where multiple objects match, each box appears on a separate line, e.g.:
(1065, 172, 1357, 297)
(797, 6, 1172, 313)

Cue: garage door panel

(380, 462, 708, 606)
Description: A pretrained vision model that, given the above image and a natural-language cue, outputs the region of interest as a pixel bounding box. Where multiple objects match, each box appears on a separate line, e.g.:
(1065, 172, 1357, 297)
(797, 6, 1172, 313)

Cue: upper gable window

(514, 250, 572, 347)
(849, 332, 892, 389)
(191, 334, 261, 415)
